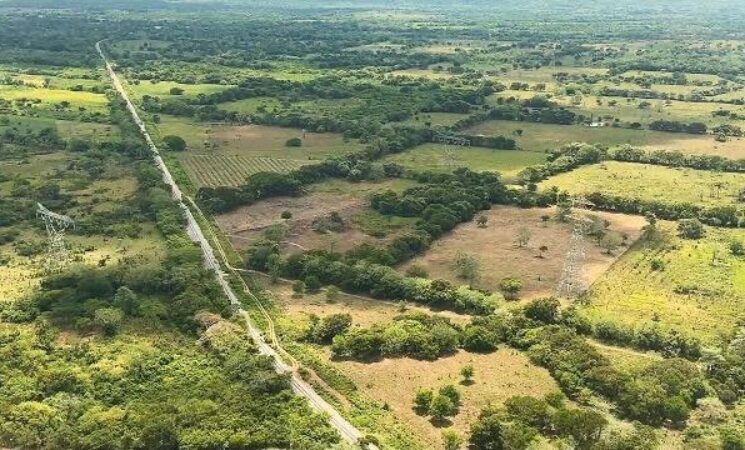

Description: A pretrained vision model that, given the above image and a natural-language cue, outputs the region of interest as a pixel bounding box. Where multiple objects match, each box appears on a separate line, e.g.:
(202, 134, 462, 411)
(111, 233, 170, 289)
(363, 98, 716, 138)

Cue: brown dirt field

(401, 206, 647, 300)
(216, 180, 417, 253)
(335, 348, 560, 449)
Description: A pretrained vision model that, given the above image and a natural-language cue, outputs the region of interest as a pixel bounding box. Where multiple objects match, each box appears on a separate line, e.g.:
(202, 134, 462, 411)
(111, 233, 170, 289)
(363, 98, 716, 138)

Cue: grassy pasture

(129, 79, 233, 99)
(540, 161, 745, 208)
(401, 206, 646, 300)
(0, 85, 108, 112)
(581, 223, 745, 343)
(218, 96, 284, 114)
(464, 119, 735, 156)
(157, 115, 363, 159)
(382, 143, 548, 177)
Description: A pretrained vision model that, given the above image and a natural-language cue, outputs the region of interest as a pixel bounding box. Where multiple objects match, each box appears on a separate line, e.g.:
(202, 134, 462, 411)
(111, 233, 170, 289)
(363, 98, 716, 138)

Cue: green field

(218, 96, 284, 114)
(382, 143, 548, 176)
(181, 154, 304, 187)
(464, 120, 720, 152)
(540, 161, 745, 208)
(582, 223, 745, 343)
(129, 79, 233, 99)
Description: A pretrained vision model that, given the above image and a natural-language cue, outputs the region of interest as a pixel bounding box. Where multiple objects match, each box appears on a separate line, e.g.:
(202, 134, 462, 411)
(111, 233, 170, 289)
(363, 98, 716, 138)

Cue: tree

(413, 388, 434, 414)
(439, 384, 461, 406)
(306, 313, 352, 344)
(552, 408, 608, 449)
(470, 412, 537, 450)
(454, 251, 481, 287)
(285, 137, 302, 147)
(442, 430, 463, 450)
(113, 286, 139, 316)
(93, 307, 123, 336)
(162, 135, 186, 152)
(516, 227, 532, 247)
(599, 231, 623, 254)
(325, 285, 340, 303)
(538, 245, 548, 258)
(523, 297, 560, 324)
(430, 394, 457, 423)
(169, 86, 184, 95)
(678, 218, 705, 240)
(499, 277, 523, 300)
(461, 364, 475, 384)
(476, 215, 488, 228)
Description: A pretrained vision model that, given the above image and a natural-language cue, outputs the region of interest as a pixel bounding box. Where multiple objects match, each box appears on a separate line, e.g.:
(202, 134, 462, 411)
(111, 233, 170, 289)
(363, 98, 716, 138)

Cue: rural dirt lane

(96, 40, 374, 449)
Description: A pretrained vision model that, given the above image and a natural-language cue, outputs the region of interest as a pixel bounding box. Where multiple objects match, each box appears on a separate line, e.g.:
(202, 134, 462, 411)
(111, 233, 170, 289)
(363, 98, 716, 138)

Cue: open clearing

(337, 349, 560, 449)
(401, 206, 646, 300)
(540, 161, 745, 208)
(581, 223, 745, 343)
(464, 120, 726, 153)
(382, 143, 548, 176)
(216, 179, 417, 253)
(157, 115, 363, 159)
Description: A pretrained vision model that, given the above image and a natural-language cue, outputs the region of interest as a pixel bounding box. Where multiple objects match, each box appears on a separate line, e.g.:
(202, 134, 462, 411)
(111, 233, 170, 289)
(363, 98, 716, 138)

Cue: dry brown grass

(265, 277, 472, 329)
(216, 179, 417, 253)
(337, 349, 560, 449)
(401, 206, 646, 300)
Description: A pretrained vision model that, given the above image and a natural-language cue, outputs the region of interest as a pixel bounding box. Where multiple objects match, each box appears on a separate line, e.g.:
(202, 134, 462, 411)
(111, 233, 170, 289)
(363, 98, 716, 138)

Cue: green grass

(129, 80, 233, 99)
(157, 114, 363, 159)
(0, 85, 108, 112)
(582, 223, 745, 343)
(381, 143, 548, 176)
(465, 120, 711, 152)
(218, 96, 284, 114)
(540, 161, 745, 208)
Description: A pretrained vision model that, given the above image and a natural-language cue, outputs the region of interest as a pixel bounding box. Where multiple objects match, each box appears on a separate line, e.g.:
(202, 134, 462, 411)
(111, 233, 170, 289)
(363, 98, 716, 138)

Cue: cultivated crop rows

(182, 154, 304, 187)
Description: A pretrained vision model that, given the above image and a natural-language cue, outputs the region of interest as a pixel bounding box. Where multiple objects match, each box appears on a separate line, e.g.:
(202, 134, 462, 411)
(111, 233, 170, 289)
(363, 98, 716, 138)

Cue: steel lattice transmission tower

(435, 132, 470, 169)
(556, 197, 594, 298)
(36, 203, 75, 272)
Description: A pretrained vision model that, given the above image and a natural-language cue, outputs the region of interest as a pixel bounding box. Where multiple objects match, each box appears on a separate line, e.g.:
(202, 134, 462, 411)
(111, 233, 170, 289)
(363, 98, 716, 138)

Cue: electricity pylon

(36, 203, 75, 272)
(556, 197, 594, 298)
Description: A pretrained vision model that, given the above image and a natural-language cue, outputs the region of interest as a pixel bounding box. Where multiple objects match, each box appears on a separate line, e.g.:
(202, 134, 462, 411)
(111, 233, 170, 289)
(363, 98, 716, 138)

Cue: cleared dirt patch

(401, 206, 647, 300)
(216, 179, 417, 253)
(336, 349, 560, 449)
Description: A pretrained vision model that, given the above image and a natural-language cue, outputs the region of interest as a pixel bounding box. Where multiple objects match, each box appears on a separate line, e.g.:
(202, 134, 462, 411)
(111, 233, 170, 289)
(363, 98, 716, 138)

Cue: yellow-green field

(581, 223, 745, 343)
(540, 161, 745, 208)
(0, 85, 108, 112)
(382, 143, 548, 176)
